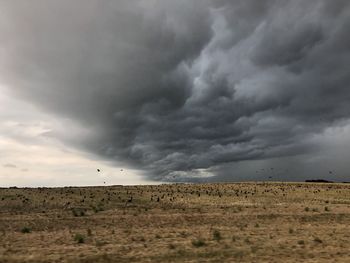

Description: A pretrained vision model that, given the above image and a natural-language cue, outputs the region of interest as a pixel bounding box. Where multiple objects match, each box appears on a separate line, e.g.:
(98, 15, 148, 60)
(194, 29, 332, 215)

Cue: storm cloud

(1, 0, 350, 181)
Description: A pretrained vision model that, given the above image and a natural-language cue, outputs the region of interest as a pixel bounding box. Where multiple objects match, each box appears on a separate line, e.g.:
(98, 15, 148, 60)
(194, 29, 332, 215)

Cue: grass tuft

(74, 233, 85, 244)
(213, 230, 222, 241)
(192, 238, 206, 247)
(21, 227, 31, 233)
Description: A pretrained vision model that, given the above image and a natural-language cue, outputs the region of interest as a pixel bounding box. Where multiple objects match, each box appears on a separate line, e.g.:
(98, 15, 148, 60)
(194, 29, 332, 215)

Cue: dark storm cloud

(1, 0, 350, 181)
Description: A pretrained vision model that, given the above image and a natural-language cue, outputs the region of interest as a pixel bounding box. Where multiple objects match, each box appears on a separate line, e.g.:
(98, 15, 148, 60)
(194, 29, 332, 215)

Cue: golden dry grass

(0, 182, 350, 262)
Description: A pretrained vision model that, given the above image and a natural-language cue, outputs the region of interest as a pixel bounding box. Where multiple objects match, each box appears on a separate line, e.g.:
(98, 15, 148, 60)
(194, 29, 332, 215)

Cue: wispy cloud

(3, 163, 17, 168)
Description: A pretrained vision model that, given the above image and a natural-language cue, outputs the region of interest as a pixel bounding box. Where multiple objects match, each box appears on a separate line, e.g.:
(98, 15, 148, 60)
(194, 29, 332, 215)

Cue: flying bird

(97, 169, 101, 172)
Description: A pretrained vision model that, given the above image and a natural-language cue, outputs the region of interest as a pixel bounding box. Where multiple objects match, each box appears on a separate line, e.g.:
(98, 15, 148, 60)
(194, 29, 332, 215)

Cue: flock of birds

(97, 167, 335, 184)
(97, 168, 124, 185)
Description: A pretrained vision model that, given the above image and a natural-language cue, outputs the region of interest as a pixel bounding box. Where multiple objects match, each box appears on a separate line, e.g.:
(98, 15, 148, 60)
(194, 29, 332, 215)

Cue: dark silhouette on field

(305, 179, 334, 183)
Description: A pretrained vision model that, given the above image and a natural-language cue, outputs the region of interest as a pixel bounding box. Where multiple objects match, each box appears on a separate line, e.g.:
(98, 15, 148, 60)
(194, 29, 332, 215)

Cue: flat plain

(0, 182, 350, 262)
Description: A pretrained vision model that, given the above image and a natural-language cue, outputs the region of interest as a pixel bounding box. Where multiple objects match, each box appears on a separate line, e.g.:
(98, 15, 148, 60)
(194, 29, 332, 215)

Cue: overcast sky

(1, 0, 350, 186)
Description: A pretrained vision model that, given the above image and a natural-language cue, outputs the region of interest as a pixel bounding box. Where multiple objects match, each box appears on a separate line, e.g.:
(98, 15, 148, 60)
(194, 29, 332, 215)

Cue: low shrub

(192, 238, 206, 247)
(21, 227, 31, 233)
(74, 233, 85, 244)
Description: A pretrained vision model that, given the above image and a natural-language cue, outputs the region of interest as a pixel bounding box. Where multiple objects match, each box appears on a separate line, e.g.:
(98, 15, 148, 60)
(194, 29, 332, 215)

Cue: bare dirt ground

(0, 182, 350, 262)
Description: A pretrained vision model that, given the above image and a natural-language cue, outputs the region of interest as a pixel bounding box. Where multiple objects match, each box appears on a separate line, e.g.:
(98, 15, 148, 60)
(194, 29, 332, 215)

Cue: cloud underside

(1, 0, 350, 180)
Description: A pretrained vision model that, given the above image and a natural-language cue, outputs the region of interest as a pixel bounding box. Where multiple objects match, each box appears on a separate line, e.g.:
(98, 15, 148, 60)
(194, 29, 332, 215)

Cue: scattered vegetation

(213, 230, 222, 241)
(74, 233, 85, 244)
(314, 237, 323, 243)
(0, 182, 349, 262)
(72, 208, 85, 217)
(192, 238, 206, 247)
(168, 243, 176, 249)
(20, 227, 31, 233)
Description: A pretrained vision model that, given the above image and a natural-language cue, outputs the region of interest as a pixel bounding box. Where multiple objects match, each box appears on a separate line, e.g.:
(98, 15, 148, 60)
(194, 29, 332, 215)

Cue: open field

(0, 182, 350, 262)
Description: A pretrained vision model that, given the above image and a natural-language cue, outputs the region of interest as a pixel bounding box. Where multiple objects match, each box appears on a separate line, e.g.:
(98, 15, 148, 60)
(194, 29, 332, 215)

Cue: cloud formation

(3, 163, 17, 168)
(1, 0, 350, 181)
(0, 87, 150, 187)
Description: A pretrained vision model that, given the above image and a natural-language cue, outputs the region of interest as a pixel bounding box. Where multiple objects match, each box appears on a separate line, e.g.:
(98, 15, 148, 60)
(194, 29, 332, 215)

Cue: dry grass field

(0, 182, 350, 262)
